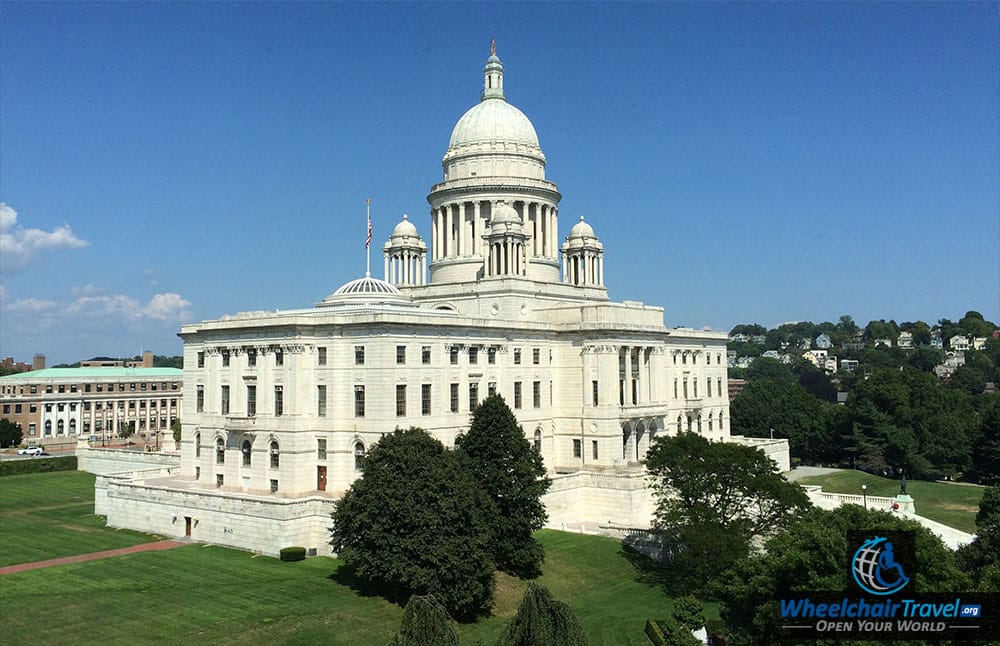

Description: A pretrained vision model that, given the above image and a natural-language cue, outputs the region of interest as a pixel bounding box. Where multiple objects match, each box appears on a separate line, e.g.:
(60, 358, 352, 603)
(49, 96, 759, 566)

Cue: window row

(355, 380, 545, 417)
(195, 435, 369, 474)
(672, 351, 724, 366)
(8, 381, 179, 395)
(196, 348, 284, 368)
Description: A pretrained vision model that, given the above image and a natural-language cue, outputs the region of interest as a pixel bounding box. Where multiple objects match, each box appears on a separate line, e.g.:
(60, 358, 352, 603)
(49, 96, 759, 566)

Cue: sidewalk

(0, 540, 185, 575)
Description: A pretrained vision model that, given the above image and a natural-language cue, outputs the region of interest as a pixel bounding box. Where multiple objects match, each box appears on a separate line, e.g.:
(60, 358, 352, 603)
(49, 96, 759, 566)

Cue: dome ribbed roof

(448, 100, 540, 150)
(317, 275, 410, 307)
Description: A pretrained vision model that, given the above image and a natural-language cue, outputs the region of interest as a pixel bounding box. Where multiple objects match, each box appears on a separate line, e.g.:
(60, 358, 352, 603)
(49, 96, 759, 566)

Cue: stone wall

(78, 447, 180, 476)
(542, 470, 656, 531)
(730, 436, 791, 472)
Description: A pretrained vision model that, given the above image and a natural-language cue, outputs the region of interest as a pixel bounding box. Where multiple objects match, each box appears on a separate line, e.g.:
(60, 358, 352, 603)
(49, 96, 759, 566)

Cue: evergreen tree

(456, 395, 550, 578)
(387, 594, 459, 646)
(331, 428, 496, 620)
(495, 583, 587, 646)
(0, 418, 23, 448)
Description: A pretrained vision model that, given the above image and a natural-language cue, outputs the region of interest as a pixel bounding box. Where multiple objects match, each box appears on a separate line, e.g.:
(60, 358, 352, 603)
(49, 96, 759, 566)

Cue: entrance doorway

(317, 466, 327, 492)
(184, 516, 192, 537)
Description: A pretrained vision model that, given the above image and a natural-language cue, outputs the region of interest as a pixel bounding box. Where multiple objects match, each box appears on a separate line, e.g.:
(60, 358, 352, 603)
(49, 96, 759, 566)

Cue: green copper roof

(0, 367, 183, 380)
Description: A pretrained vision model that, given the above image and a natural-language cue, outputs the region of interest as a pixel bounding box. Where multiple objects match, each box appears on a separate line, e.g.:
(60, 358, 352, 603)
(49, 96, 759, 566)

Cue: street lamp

(861, 484, 868, 510)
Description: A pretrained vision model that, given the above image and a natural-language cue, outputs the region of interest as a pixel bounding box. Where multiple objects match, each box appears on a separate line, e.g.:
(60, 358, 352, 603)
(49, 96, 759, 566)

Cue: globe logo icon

(852, 536, 910, 595)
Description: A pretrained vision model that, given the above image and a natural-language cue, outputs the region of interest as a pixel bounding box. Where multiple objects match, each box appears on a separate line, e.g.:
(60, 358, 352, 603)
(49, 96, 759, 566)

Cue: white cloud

(7, 298, 58, 313)
(0, 203, 89, 273)
(65, 292, 191, 321)
(144, 293, 191, 320)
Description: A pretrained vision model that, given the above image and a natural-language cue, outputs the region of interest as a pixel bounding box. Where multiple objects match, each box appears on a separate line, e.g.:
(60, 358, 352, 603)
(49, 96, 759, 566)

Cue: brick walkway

(0, 540, 185, 575)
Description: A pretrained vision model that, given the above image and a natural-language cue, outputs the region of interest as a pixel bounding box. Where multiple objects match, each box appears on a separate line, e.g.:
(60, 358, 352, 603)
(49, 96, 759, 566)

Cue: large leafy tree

(495, 583, 587, 646)
(330, 428, 496, 619)
(730, 375, 833, 463)
(644, 433, 810, 586)
(720, 505, 970, 646)
(956, 486, 1000, 592)
(456, 395, 550, 578)
(0, 418, 23, 448)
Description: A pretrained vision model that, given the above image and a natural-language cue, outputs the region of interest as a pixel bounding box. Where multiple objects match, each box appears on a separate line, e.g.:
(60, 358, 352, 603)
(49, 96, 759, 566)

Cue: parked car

(17, 447, 42, 455)
(31, 451, 52, 457)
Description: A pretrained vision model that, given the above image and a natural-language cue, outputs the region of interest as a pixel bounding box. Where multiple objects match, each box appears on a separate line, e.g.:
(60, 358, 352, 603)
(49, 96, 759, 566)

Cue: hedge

(279, 546, 307, 562)
(0, 455, 78, 477)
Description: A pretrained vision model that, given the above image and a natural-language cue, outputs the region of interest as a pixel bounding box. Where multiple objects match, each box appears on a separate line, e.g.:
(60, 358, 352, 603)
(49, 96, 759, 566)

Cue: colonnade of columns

(486, 240, 527, 276)
(563, 251, 604, 286)
(384, 250, 427, 286)
(431, 199, 557, 260)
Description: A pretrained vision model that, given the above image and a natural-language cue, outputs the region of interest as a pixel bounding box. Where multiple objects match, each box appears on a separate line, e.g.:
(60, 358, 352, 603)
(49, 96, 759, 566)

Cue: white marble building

(99, 45, 788, 556)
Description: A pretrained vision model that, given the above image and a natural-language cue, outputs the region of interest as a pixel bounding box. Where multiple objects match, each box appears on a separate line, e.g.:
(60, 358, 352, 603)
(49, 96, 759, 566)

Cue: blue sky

(1, 2, 997, 365)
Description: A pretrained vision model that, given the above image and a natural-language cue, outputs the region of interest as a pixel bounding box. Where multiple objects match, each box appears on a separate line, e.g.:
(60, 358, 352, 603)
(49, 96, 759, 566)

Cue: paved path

(0, 540, 185, 575)
(785, 466, 842, 482)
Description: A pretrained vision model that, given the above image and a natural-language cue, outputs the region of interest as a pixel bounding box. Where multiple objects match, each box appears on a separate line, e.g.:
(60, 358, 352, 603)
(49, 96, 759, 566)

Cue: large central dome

(448, 99, 540, 150)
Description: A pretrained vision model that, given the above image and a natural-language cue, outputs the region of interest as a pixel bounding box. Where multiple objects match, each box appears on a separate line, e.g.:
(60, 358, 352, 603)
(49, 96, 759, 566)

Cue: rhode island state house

(94, 45, 789, 557)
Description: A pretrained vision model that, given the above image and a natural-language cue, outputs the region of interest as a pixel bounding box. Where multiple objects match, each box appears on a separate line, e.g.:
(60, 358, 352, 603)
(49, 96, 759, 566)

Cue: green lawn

(0, 471, 162, 566)
(0, 471, 701, 645)
(795, 469, 984, 534)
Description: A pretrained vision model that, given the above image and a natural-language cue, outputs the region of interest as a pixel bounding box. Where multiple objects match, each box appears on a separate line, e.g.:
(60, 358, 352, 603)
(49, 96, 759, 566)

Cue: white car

(17, 447, 43, 455)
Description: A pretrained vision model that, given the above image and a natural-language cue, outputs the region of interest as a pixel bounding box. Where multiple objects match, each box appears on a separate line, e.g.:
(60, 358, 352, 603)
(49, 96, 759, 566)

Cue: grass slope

(795, 469, 984, 534)
(0, 471, 161, 566)
(0, 472, 702, 645)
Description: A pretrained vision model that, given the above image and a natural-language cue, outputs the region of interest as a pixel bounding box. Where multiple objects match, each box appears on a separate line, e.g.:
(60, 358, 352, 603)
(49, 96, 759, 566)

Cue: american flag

(366, 217, 372, 249)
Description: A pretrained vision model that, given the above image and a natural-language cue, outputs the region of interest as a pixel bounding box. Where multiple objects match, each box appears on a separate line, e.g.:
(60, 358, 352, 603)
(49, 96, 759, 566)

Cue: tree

(117, 420, 135, 442)
(0, 418, 23, 448)
(730, 378, 833, 463)
(170, 418, 182, 443)
(720, 505, 970, 645)
(957, 486, 1000, 592)
(495, 583, 587, 646)
(330, 428, 496, 619)
(972, 398, 1000, 484)
(387, 595, 459, 646)
(644, 433, 810, 586)
(456, 395, 550, 578)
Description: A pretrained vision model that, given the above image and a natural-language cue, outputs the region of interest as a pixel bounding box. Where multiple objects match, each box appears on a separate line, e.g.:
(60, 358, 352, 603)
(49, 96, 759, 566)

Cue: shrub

(279, 546, 306, 562)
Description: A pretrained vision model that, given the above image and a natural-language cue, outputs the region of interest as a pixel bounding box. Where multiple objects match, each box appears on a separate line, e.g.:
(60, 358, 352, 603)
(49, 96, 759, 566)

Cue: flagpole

(365, 198, 372, 278)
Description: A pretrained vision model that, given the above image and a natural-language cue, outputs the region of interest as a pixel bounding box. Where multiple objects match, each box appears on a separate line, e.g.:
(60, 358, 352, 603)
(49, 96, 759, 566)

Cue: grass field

(795, 469, 984, 534)
(0, 470, 162, 567)
(0, 471, 705, 645)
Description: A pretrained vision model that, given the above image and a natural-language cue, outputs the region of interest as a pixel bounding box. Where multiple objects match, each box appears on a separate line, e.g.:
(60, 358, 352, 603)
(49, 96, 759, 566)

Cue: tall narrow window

(197, 352, 205, 368)
(469, 383, 479, 411)
(532, 348, 540, 365)
(196, 386, 204, 413)
(488, 347, 497, 364)
(421, 384, 432, 415)
(242, 440, 252, 466)
(592, 440, 599, 460)
(195, 432, 201, 457)
(354, 442, 365, 471)
(488, 381, 497, 397)
(534, 429, 541, 453)
(469, 347, 479, 365)
(396, 345, 406, 365)
(592, 380, 599, 406)
(317, 438, 327, 460)
(222, 350, 230, 367)
(317, 347, 327, 366)
(514, 381, 522, 409)
(275, 349, 283, 366)
(573, 439, 582, 458)
(533, 381, 541, 408)
(707, 378, 712, 398)
(274, 385, 283, 416)
(246, 385, 257, 417)
(514, 348, 522, 365)
(216, 437, 225, 464)
(221, 385, 230, 415)
(247, 349, 257, 367)
(355, 346, 365, 365)
(396, 385, 407, 417)
(317, 385, 327, 417)
(354, 385, 365, 417)
(450, 383, 459, 413)
(422, 346, 431, 364)
(450, 347, 459, 365)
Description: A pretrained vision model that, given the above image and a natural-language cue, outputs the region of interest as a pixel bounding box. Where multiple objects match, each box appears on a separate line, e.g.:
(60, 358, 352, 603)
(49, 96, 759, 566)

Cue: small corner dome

(569, 216, 596, 238)
(391, 214, 419, 239)
(491, 203, 521, 227)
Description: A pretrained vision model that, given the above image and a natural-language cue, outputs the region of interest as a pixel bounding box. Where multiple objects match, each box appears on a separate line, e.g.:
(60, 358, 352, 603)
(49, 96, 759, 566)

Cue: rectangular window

(573, 439, 582, 459)
(396, 384, 407, 417)
(396, 345, 406, 365)
(469, 383, 479, 411)
(592, 440, 599, 460)
(450, 383, 459, 413)
(318, 347, 327, 366)
(488, 381, 497, 397)
(221, 385, 230, 415)
(247, 349, 257, 367)
(216, 474, 224, 487)
(274, 386, 284, 416)
(196, 386, 204, 413)
(46, 385, 53, 393)
(355, 346, 365, 365)
(197, 352, 205, 368)
(28, 423, 36, 436)
(514, 381, 522, 409)
(59, 384, 66, 393)
(317, 385, 327, 417)
(270, 479, 278, 493)
(422, 384, 432, 415)
(247, 385, 257, 417)
(275, 350, 283, 366)
(354, 385, 365, 417)
(487, 347, 496, 364)
(222, 350, 230, 367)
(514, 348, 522, 365)
(317, 438, 327, 460)
(450, 347, 459, 365)
(15, 404, 22, 414)
(533, 381, 541, 408)
(421, 346, 431, 364)
(469, 347, 479, 365)
(707, 378, 712, 398)
(533, 348, 540, 365)
(592, 380, 599, 406)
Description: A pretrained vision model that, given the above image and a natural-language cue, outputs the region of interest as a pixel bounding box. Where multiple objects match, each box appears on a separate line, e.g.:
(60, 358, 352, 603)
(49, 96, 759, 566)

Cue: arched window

(677, 415, 683, 433)
(697, 415, 702, 434)
(533, 429, 541, 454)
(686, 415, 693, 432)
(57, 419, 65, 435)
(216, 437, 225, 465)
(708, 412, 714, 431)
(69, 419, 77, 434)
(195, 432, 201, 457)
(269, 441, 279, 468)
(45, 420, 52, 436)
(354, 442, 365, 471)
(242, 440, 252, 466)
(718, 411, 724, 431)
